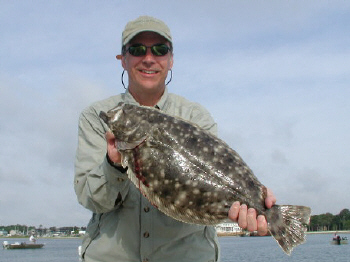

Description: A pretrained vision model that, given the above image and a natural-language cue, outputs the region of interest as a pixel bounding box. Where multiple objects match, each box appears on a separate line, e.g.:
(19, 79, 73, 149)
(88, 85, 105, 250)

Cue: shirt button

(143, 231, 150, 238)
(144, 207, 150, 212)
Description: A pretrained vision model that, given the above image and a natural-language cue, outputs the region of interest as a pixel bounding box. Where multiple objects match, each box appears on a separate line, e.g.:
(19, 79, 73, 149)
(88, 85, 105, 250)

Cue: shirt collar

(123, 87, 169, 110)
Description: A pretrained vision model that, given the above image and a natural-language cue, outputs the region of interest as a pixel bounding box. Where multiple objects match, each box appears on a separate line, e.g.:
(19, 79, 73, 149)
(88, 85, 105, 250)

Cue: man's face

(122, 31, 173, 97)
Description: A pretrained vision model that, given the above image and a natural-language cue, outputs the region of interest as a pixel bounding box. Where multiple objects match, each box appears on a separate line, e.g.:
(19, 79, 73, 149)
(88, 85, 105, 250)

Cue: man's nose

(142, 49, 156, 63)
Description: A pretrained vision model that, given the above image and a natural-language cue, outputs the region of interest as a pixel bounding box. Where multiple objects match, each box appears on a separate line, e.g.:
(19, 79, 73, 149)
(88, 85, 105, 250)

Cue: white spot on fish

(193, 188, 200, 195)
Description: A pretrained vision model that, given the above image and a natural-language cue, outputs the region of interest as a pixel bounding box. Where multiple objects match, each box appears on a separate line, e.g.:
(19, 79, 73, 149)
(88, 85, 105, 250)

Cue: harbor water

(219, 233, 349, 262)
(1, 233, 349, 262)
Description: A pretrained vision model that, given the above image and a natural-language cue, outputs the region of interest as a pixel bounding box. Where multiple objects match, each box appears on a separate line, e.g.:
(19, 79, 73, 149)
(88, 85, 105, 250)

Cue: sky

(1, 0, 349, 228)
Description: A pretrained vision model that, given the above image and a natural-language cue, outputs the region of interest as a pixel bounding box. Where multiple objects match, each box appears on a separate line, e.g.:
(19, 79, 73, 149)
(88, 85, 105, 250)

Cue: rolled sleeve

(74, 108, 129, 213)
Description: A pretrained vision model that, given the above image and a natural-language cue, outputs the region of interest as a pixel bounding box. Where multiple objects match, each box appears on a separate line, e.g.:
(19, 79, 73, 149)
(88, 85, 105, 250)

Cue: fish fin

(265, 205, 311, 255)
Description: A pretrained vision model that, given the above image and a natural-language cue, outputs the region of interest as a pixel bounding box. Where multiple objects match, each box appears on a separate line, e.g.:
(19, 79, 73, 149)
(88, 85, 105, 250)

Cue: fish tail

(265, 205, 311, 255)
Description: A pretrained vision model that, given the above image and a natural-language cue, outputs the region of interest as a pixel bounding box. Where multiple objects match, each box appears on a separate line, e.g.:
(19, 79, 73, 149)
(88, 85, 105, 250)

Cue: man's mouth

(140, 69, 158, 74)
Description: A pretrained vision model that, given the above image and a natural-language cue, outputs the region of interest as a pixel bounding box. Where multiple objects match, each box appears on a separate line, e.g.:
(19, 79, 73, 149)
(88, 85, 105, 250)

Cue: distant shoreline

(2, 230, 349, 239)
(0, 236, 83, 239)
(307, 230, 350, 234)
(217, 230, 350, 237)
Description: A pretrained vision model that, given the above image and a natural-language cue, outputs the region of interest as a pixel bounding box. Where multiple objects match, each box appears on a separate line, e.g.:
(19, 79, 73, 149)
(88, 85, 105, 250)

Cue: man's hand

(105, 131, 122, 164)
(228, 188, 276, 236)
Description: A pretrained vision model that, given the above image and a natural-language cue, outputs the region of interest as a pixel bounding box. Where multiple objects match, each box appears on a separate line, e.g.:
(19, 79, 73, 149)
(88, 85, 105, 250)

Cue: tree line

(309, 208, 350, 231)
(0, 224, 86, 236)
(2, 209, 350, 235)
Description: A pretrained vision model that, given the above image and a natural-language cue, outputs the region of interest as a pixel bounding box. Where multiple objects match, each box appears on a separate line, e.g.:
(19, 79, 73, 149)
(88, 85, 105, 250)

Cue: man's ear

(121, 55, 127, 69)
(116, 54, 127, 69)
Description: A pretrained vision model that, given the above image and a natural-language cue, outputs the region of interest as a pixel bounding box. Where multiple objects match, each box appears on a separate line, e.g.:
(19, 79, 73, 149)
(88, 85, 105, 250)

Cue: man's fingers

(105, 131, 122, 164)
(237, 204, 248, 229)
(265, 188, 276, 208)
(257, 215, 268, 236)
(228, 201, 240, 221)
(105, 131, 115, 143)
(246, 208, 257, 232)
(228, 202, 269, 235)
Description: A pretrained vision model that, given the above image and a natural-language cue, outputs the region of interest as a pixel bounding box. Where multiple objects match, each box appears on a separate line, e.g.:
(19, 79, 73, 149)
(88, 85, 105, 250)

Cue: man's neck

(129, 87, 165, 107)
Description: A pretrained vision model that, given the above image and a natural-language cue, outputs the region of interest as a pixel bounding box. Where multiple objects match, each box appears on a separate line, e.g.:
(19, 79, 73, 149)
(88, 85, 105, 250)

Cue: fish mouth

(99, 104, 124, 125)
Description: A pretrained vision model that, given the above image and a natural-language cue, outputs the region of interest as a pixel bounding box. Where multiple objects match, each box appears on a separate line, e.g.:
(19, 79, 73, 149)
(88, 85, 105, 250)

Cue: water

(220, 233, 350, 262)
(1, 234, 349, 262)
(1, 238, 81, 262)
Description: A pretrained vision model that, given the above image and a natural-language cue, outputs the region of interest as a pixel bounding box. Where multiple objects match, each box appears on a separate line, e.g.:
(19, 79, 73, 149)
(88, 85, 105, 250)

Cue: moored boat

(2, 241, 45, 249)
(330, 236, 348, 245)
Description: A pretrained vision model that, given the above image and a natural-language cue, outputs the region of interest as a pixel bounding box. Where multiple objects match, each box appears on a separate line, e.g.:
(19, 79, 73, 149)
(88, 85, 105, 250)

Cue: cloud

(1, 1, 350, 227)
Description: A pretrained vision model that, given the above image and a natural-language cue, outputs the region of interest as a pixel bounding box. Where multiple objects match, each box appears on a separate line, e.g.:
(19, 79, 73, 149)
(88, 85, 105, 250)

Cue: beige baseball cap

(122, 16, 172, 47)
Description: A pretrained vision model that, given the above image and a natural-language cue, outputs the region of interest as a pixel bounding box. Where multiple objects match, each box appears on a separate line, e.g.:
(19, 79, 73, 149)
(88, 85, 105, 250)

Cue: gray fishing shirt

(74, 87, 220, 262)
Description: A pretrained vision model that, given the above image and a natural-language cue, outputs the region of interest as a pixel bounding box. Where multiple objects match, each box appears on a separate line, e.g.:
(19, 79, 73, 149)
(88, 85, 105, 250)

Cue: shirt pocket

(121, 181, 141, 208)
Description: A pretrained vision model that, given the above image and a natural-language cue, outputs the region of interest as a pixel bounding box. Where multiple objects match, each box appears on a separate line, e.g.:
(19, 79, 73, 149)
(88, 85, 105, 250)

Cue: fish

(99, 103, 311, 255)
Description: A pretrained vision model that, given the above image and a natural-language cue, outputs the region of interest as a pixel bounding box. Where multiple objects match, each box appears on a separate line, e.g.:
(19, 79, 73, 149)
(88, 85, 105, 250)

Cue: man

(29, 234, 36, 243)
(74, 16, 276, 262)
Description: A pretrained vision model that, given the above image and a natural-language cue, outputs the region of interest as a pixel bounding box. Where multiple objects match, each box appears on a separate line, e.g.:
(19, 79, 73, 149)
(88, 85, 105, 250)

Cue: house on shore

(215, 222, 243, 236)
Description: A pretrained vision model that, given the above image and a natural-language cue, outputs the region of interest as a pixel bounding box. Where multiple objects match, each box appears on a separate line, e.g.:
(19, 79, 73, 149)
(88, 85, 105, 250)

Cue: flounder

(100, 103, 311, 255)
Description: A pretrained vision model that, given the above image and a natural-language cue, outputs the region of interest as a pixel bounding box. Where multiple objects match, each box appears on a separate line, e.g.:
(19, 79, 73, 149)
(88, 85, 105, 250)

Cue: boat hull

(330, 239, 348, 245)
(3, 242, 44, 249)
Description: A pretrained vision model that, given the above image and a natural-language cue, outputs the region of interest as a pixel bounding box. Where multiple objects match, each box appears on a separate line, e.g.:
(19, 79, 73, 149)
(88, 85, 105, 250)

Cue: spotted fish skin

(100, 103, 311, 255)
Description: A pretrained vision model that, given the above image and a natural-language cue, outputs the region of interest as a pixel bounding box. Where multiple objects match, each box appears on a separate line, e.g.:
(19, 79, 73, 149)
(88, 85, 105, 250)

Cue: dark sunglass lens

(128, 45, 147, 56)
(151, 44, 169, 56)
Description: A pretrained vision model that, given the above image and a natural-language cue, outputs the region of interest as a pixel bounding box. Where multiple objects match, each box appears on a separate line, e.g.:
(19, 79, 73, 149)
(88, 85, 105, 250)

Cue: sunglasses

(126, 43, 171, 57)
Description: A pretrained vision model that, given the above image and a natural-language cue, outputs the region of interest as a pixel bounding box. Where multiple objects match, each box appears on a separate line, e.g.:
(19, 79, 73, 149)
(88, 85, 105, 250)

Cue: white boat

(2, 241, 45, 249)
